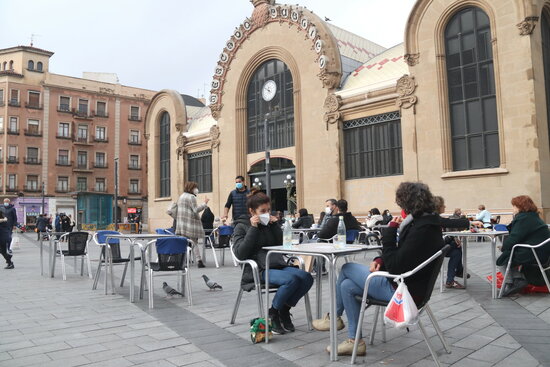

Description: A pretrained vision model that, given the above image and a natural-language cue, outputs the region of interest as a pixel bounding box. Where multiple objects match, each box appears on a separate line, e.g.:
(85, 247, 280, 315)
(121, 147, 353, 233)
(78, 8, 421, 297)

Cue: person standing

(0, 198, 18, 254)
(61, 214, 71, 233)
(36, 214, 49, 241)
(222, 176, 250, 224)
(0, 211, 14, 269)
(176, 181, 209, 268)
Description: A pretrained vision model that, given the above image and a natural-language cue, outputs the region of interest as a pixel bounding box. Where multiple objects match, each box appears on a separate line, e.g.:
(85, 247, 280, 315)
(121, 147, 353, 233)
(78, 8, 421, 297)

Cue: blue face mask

(3, 203, 9, 207)
(236, 183, 244, 190)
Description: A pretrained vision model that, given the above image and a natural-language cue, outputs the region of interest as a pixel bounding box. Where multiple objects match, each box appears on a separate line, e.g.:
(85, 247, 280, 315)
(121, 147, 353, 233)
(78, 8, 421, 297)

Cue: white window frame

(58, 95, 72, 111)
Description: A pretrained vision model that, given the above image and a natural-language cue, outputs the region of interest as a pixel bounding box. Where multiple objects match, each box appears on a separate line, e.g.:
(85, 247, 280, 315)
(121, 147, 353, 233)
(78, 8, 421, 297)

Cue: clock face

(262, 80, 277, 102)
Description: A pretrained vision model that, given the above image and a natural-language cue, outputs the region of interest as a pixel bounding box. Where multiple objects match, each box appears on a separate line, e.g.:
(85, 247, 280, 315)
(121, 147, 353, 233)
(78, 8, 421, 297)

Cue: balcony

(74, 109, 92, 120)
(25, 102, 43, 110)
(56, 133, 73, 140)
(93, 187, 107, 193)
(55, 159, 72, 167)
(55, 186, 72, 193)
(24, 128, 42, 137)
(94, 110, 109, 118)
(0, 101, 5, 107)
(73, 163, 92, 173)
(6, 157, 19, 164)
(24, 157, 41, 165)
(23, 184, 41, 193)
(5, 186, 18, 193)
(8, 99, 20, 107)
(73, 136, 92, 145)
(93, 161, 108, 169)
(7, 128, 20, 135)
(128, 190, 142, 195)
(57, 104, 71, 113)
(93, 135, 109, 143)
(128, 164, 141, 170)
(129, 115, 141, 122)
(76, 186, 88, 192)
(128, 139, 141, 146)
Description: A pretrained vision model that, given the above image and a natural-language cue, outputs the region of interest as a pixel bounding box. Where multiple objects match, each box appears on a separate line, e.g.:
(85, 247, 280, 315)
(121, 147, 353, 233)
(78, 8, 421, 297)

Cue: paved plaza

(0, 233, 549, 367)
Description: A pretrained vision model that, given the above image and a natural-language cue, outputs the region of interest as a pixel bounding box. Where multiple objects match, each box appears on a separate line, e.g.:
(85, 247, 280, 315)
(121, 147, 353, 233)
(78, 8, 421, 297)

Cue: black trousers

(0, 240, 12, 265)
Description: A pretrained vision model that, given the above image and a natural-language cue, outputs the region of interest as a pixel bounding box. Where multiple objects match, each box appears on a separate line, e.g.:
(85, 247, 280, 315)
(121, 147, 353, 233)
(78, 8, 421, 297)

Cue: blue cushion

(156, 237, 188, 255)
(219, 225, 234, 236)
(96, 230, 121, 244)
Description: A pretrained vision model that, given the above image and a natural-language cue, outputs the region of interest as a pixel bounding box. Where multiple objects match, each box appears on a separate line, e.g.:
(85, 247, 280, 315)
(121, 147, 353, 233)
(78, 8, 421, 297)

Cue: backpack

(166, 202, 178, 219)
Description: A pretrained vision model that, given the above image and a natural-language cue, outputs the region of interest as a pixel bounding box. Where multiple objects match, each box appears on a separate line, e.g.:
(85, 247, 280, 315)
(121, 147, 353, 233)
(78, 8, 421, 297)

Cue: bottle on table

(283, 217, 293, 249)
(335, 216, 347, 249)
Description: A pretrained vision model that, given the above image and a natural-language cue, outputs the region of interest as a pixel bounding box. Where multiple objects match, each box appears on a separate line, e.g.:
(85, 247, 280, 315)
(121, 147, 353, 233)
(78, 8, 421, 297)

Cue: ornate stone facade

(517, 16, 539, 35)
(322, 93, 342, 128)
(395, 74, 418, 112)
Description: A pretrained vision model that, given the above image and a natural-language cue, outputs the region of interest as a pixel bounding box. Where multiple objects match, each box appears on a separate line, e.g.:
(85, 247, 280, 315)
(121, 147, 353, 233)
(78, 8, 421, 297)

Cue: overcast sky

(0, 0, 416, 98)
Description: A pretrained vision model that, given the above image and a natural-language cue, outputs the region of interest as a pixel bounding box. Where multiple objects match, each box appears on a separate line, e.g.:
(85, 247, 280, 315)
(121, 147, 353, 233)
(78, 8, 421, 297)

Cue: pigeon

(162, 282, 184, 297)
(202, 274, 223, 291)
(324, 16, 332, 22)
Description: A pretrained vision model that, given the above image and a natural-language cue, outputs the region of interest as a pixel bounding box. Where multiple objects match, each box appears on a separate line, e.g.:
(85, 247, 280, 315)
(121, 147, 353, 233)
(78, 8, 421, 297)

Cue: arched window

(8, 60, 13, 70)
(541, 10, 550, 147)
(28, 60, 34, 70)
(2, 62, 5, 70)
(247, 59, 294, 153)
(159, 112, 171, 197)
(445, 7, 499, 171)
(37, 62, 43, 71)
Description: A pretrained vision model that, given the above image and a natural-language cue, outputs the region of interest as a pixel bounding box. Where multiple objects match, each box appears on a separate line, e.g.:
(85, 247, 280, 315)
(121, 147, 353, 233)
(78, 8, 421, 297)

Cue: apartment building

(0, 46, 155, 228)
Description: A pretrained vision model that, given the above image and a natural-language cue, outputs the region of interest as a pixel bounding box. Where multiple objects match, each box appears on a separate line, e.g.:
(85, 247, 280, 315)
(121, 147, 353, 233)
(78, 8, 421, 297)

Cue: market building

(146, 0, 550, 230)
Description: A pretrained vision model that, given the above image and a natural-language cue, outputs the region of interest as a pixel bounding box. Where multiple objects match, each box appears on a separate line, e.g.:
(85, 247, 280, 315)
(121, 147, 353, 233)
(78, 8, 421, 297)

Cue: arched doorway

(248, 158, 295, 213)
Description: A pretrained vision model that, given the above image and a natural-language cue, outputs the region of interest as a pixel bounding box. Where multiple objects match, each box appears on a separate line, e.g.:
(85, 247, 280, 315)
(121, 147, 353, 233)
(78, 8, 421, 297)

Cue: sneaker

(269, 309, 286, 335)
(279, 306, 295, 332)
(312, 313, 345, 331)
(501, 278, 528, 297)
(197, 260, 206, 268)
(326, 339, 366, 356)
(445, 281, 465, 289)
(4, 263, 14, 269)
(456, 271, 471, 279)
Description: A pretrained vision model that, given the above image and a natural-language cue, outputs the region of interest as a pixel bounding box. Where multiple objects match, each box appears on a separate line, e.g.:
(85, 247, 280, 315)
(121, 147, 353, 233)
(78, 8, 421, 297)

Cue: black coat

(201, 207, 215, 230)
(233, 215, 288, 289)
(61, 216, 71, 232)
(318, 212, 361, 240)
(36, 216, 49, 232)
(381, 214, 444, 306)
(0, 204, 18, 229)
(292, 215, 313, 229)
(0, 213, 11, 246)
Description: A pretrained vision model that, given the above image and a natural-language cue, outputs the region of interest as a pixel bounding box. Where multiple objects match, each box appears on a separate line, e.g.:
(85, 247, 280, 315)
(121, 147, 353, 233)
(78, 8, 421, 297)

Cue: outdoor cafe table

(105, 233, 174, 303)
(443, 230, 508, 299)
(263, 243, 371, 362)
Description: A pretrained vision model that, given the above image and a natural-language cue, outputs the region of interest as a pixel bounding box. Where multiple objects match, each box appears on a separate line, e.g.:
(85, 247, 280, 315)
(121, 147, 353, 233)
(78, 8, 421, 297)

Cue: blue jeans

(446, 246, 463, 283)
(262, 267, 314, 310)
(336, 263, 395, 339)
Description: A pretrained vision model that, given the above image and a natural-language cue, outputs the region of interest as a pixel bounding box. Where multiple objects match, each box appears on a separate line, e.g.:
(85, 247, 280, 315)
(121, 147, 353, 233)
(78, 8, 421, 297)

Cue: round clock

(262, 80, 277, 102)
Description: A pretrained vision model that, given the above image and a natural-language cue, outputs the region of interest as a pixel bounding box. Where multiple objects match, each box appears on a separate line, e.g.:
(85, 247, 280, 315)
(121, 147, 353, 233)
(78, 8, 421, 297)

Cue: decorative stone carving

(404, 53, 419, 66)
(209, 103, 223, 120)
(143, 133, 150, 141)
(395, 74, 418, 113)
(210, 125, 221, 149)
(251, 2, 270, 28)
(176, 135, 188, 159)
(517, 16, 539, 36)
(323, 93, 342, 129)
(318, 70, 341, 90)
(175, 122, 184, 132)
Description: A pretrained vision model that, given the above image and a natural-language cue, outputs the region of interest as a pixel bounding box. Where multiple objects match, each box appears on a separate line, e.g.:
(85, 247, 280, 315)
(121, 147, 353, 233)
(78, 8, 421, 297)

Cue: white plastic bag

(10, 235, 20, 249)
(384, 279, 419, 328)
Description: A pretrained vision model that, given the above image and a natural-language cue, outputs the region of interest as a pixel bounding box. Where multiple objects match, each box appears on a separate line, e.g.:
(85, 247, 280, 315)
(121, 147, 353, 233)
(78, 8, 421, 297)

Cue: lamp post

(252, 177, 263, 190)
(263, 112, 271, 199)
(41, 181, 45, 215)
(283, 174, 296, 215)
(114, 158, 119, 231)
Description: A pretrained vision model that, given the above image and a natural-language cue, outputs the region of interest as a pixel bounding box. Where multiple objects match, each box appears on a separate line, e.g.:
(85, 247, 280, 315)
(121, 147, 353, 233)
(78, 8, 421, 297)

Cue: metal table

(47, 232, 72, 278)
(264, 243, 371, 362)
(105, 233, 174, 303)
(443, 230, 508, 298)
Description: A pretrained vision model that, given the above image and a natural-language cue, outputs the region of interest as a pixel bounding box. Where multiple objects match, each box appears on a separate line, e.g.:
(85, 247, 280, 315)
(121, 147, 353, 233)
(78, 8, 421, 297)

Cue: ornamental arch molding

(144, 89, 188, 141)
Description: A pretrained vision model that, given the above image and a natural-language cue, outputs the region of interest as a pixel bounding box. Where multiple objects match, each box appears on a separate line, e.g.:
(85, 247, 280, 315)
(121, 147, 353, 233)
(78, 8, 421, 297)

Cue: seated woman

(433, 196, 470, 289)
(498, 195, 550, 297)
(365, 208, 384, 229)
(471, 205, 492, 228)
(292, 208, 313, 229)
(312, 182, 445, 356)
(233, 189, 313, 334)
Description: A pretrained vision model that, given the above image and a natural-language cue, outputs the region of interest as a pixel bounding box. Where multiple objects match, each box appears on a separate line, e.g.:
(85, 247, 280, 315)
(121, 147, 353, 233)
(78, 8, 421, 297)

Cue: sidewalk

(0, 233, 548, 366)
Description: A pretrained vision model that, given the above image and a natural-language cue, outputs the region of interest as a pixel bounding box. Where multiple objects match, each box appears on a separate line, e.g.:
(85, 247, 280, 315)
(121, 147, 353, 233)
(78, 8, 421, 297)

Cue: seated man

(318, 199, 361, 242)
(318, 199, 337, 228)
(471, 204, 492, 228)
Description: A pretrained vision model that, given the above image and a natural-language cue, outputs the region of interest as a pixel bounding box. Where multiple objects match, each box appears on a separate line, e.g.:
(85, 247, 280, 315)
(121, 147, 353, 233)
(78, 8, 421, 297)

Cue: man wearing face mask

(222, 175, 250, 224)
(0, 198, 18, 255)
(318, 199, 337, 229)
(176, 182, 210, 268)
(233, 188, 313, 335)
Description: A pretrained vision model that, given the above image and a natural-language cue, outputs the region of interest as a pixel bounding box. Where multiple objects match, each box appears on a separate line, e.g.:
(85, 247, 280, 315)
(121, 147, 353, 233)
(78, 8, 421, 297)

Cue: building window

(59, 96, 70, 112)
(96, 101, 107, 117)
(95, 152, 106, 168)
(187, 150, 212, 193)
(129, 179, 139, 194)
(2, 61, 6, 70)
(26, 119, 40, 136)
(26, 175, 39, 191)
(8, 117, 18, 134)
(0, 117, 3, 133)
(27, 60, 34, 70)
(247, 59, 294, 153)
(8, 146, 18, 163)
(159, 112, 170, 197)
(78, 98, 88, 115)
(95, 126, 106, 141)
(445, 7, 499, 171)
(95, 178, 106, 192)
(8, 174, 16, 190)
(9, 89, 19, 106)
(37, 61, 43, 71)
(26, 147, 39, 164)
(77, 125, 88, 141)
(57, 177, 69, 192)
(129, 155, 140, 169)
(129, 130, 140, 144)
(8, 60, 13, 70)
(77, 177, 87, 191)
(58, 122, 70, 138)
(130, 106, 140, 121)
(0, 89, 4, 105)
(343, 112, 403, 179)
(77, 151, 88, 169)
(27, 91, 40, 108)
(57, 149, 69, 165)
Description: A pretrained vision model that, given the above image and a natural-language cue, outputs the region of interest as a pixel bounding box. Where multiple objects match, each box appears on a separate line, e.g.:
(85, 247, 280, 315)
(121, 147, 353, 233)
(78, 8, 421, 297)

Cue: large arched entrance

(248, 158, 295, 213)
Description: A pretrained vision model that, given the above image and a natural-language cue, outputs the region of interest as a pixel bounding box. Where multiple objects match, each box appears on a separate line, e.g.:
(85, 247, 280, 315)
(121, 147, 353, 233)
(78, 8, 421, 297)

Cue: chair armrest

(511, 238, 550, 250)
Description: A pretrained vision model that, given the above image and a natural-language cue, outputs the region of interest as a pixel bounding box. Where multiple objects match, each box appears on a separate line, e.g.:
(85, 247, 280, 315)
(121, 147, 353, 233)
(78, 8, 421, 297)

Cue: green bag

(249, 317, 272, 344)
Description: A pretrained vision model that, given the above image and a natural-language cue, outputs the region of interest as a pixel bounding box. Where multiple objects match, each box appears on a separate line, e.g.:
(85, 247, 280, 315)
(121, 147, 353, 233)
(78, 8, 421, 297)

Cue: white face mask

(325, 207, 332, 215)
(259, 213, 270, 226)
(193, 188, 199, 195)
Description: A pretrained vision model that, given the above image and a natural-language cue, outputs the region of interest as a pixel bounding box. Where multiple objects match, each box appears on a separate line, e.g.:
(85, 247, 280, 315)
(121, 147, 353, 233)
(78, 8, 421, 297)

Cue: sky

(0, 0, 416, 98)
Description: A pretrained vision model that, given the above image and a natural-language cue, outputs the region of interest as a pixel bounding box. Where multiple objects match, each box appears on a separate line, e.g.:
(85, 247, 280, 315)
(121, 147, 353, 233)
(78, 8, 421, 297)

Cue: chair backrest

(66, 232, 89, 256)
(494, 224, 507, 231)
(95, 230, 123, 259)
(366, 233, 382, 247)
(346, 229, 360, 243)
(164, 228, 175, 234)
(155, 228, 165, 234)
(155, 237, 188, 271)
(219, 225, 234, 236)
(415, 245, 451, 309)
(218, 225, 234, 247)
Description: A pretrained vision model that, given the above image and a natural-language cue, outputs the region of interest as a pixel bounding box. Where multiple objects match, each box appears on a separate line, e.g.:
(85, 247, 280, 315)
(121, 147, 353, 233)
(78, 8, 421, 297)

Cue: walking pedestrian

(0, 211, 14, 269)
(36, 214, 49, 241)
(221, 175, 250, 224)
(0, 198, 18, 254)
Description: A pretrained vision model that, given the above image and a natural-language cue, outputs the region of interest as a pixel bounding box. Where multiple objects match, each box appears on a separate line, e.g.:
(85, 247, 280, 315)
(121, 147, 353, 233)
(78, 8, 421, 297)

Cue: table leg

(129, 244, 135, 302)
(50, 240, 57, 278)
(264, 252, 271, 344)
(140, 247, 147, 300)
(40, 235, 43, 276)
(491, 237, 497, 299)
(316, 257, 322, 319)
(329, 256, 338, 362)
(462, 236, 468, 289)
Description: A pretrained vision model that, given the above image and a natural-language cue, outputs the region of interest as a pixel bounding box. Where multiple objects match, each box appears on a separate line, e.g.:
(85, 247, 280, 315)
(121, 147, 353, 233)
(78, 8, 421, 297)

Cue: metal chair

(229, 241, 312, 330)
(498, 238, 550, 298)
(144, 236, 192, 308)
(91, 230, 135, 295)
(205, 226, 236, 268)
(55, 232, 92, 281)
(346, 229, 360, 244)
(351, 245, 452, 366)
